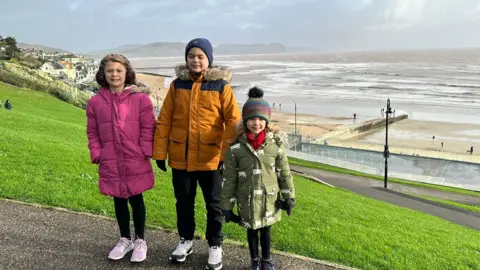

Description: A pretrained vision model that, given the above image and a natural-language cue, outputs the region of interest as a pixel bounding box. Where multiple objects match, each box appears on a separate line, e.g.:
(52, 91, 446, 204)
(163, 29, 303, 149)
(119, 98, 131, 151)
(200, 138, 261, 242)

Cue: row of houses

(39, 55, 98, 83)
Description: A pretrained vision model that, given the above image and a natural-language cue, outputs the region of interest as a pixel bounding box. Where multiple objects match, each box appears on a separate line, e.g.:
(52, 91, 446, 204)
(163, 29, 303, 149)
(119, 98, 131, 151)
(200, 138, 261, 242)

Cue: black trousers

(247, 226, 272, 260)
(172, 169, 224, 247)
(114, 193, 146, 240)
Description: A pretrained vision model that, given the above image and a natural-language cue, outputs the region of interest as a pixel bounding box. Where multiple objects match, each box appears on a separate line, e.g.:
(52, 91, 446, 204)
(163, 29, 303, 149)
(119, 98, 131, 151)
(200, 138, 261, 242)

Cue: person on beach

(471, 146, 474, 155)
(86, 54, 155, 263)
(153, 38, 241, 270)
(221, 87, 296, 270)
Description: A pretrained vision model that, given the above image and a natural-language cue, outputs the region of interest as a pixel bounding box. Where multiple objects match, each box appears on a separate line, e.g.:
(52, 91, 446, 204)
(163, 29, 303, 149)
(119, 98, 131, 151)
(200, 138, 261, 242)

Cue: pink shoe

(131, 239, 147, 262)
(108, 237, 134, 260)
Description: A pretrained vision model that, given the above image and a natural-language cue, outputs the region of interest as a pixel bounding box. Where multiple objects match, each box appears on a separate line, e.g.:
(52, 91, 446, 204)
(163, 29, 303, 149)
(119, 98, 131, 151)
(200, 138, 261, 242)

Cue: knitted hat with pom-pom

(242, 86, 271, 124)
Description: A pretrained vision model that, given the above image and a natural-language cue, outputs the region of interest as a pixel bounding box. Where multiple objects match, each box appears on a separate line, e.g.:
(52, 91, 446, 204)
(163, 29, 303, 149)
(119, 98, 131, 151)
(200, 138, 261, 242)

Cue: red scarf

(247, 130, 266, 150)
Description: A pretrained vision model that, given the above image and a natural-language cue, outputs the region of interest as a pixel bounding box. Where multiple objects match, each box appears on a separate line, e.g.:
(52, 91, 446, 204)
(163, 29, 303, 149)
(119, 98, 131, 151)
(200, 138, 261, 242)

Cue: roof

(52, 62, 65, 69)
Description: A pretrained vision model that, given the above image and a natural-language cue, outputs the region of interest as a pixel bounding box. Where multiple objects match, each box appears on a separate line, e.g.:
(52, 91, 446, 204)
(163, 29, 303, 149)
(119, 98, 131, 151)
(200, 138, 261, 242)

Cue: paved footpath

(291, 165, 480, 231)
(0, 199, 356, 270)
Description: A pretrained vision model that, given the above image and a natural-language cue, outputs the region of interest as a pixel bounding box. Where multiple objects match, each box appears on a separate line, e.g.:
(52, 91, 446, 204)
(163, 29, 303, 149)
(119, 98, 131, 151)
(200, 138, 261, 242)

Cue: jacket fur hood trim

(175, 64, 232, 82)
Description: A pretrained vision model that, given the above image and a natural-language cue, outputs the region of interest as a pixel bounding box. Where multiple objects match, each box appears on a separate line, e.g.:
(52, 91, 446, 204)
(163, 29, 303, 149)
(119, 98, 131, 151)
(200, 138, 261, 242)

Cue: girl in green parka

(220, 87, 296, 270)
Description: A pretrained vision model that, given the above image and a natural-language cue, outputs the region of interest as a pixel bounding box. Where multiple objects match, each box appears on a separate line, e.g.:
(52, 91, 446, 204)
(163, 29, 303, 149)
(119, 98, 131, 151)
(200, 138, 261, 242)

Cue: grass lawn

(1, 83, 480, 270)
(405, 193, 480, 214)
(289, 157, 480, 198)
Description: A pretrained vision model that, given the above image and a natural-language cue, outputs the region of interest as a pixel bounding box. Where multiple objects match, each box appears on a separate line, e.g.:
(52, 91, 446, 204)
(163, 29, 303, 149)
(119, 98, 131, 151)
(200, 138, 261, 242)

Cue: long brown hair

(95, 54, 137, 88)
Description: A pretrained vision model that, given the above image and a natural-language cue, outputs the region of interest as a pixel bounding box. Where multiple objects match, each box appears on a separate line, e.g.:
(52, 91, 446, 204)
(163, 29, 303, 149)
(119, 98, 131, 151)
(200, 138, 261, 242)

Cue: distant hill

(17, 42, 70, 53)
(84, 44, 143, 58)
(86, 42, 291, 58)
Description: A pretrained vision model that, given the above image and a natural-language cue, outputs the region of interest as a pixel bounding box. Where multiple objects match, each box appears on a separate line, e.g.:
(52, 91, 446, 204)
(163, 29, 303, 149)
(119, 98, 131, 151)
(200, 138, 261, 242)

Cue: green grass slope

(1, 83, 479, 270)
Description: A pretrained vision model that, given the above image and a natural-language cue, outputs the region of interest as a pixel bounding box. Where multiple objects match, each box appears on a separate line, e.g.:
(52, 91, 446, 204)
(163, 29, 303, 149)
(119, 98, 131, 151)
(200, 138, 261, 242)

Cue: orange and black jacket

(153, 65, 241, 171)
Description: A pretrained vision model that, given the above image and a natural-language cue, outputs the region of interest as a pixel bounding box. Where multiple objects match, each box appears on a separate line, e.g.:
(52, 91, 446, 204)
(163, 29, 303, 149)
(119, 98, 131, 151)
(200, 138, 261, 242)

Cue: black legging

(114, 193, 146, 240)
(247, 226, 271, 260)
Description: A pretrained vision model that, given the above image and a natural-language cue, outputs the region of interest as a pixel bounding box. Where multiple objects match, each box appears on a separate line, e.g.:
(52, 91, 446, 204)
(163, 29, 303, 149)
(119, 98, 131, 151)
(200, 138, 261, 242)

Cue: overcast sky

(1, 0, 480, 53)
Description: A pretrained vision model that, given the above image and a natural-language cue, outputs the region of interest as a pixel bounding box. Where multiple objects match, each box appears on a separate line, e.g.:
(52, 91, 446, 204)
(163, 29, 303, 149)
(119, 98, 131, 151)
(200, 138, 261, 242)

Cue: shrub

(0, 61, 93, 109)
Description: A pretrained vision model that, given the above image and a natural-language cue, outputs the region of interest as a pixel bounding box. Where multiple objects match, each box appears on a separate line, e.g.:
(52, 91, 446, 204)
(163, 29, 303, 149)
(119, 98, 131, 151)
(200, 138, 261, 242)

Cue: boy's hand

(156, 160, 167, 172)
(217, 161, 224, 174)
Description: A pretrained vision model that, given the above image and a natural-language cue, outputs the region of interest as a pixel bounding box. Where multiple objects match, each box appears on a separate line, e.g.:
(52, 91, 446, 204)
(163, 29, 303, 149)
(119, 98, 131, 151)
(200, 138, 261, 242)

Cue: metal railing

(286, 134, 480, 191)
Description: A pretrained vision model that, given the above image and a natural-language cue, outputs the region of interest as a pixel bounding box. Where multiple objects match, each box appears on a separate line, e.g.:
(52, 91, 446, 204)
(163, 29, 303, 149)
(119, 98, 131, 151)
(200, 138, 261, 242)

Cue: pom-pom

(248, 86, 264, 98)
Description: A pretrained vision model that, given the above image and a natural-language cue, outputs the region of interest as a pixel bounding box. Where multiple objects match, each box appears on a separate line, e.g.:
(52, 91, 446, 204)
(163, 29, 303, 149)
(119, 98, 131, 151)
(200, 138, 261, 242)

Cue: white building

(40, 62, 66, 77)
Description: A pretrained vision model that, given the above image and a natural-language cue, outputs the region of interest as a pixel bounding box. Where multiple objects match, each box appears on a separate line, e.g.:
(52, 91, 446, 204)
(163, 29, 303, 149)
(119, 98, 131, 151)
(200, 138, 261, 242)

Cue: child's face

(187, 47, 209, 73)
(246, 117, 266, 136)
(105, 61, 126, 89)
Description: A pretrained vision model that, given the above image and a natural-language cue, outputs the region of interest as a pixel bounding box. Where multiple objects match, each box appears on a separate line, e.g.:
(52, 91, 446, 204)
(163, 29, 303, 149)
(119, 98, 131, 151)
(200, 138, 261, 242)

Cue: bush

(17, 54, 45, 69)
(0, 62, 93, 109)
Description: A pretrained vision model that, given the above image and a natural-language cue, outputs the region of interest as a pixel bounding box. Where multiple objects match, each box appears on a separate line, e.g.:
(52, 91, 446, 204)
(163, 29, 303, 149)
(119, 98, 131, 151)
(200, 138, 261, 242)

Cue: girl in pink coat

(86, 54, 155, 263)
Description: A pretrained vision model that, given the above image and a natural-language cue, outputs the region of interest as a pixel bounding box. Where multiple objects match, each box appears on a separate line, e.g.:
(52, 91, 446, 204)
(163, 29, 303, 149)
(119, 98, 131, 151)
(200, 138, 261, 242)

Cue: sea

(129, 48, 480, 125)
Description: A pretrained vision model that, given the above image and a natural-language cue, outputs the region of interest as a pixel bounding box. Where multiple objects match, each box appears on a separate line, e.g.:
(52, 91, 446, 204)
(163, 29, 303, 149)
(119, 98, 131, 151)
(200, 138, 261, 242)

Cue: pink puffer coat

(86, 86, 155, 198)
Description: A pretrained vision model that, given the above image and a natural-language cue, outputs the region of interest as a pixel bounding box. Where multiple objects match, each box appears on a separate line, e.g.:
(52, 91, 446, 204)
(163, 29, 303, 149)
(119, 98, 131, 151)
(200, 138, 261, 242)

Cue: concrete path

(0, 199, 355, 270)
(291, 165, 480, 231)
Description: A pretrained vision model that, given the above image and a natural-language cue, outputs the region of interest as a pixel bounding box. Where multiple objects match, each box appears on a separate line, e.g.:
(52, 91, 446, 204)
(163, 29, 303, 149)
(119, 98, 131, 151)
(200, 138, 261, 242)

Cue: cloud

(368, 0, 480, 31)
(366, 23, 413, 31)
(110, 1, 179, 17)
(235, 23, 264, 30)
(382, 0, 426, 21)
(2, 0, 480, 52)
(68, 1, 81, 11)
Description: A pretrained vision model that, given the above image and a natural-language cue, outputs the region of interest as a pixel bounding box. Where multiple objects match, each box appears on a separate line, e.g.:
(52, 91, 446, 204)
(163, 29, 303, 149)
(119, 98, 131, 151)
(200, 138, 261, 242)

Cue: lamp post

(294, 101, 297, 135)
(384, 99, 393, 188)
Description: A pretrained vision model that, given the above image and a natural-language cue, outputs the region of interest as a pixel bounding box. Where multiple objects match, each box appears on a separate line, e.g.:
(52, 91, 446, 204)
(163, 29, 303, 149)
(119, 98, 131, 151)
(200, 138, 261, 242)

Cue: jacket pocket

(168, 129, 187, 163)
(265, 184, 280, 222)
(124, 141, 145, 158)
(99, 142, 112, 162)
(198, 132, 222, 163)
(236, 186, 252, 222)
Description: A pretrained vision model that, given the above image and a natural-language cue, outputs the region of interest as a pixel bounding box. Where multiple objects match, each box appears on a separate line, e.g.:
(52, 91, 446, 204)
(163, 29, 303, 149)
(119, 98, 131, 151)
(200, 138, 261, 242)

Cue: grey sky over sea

(2, 0, 480, 52)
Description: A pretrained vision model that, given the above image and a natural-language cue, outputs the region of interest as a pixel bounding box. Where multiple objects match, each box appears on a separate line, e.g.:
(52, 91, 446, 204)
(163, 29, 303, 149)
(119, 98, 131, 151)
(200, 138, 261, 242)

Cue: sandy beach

(136, 72, 169, 110)
(136, 72, 479, 162)
(354, 120, 480, 154)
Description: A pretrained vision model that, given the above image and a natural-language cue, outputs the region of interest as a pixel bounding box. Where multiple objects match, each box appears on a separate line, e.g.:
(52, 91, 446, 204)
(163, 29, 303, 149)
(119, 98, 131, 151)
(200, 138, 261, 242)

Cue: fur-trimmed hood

(175, 64, 232, 82)
(97, 85, 152, 101)
(129, 85, 153, 95)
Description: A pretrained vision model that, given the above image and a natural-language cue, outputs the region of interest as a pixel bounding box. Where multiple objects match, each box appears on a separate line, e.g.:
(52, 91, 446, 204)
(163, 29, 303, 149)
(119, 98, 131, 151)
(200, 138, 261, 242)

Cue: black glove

(285, 198, 295, 216)
(222, 210, 241, 223)
(218, 161, 224, 174)
(156, 160, 167, 172)
(275, 198, 295, 216)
